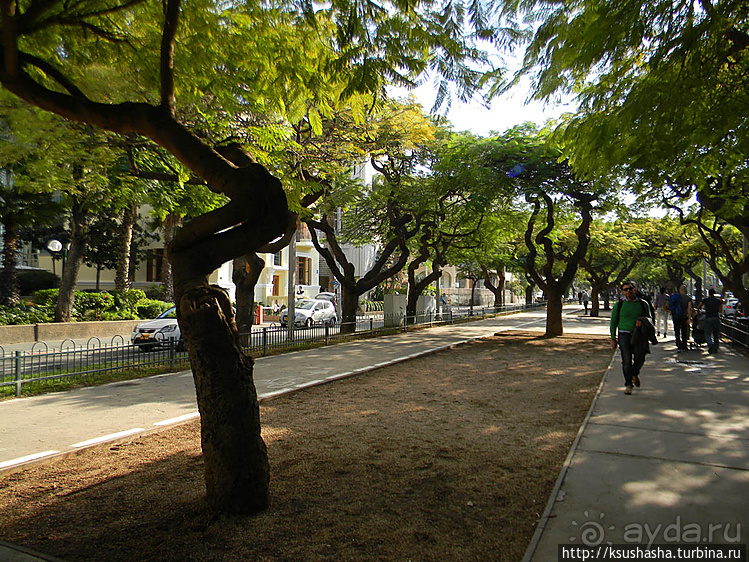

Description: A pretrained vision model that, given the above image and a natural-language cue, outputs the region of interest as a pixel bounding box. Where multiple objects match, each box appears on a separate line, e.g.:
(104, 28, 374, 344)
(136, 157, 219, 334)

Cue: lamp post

(46, 239, 62, 276)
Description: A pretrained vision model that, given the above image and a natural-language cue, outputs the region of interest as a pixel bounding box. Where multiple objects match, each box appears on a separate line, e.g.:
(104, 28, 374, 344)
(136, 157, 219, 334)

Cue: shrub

(136, 299, 172, 319)
(111, 289, 147, 316)
(18, 270, 59, 295)
(0, 305, 52, 325)
(33, 288, 59, 309)
(101, 310, 139, 321)
(74, 292, 115, 321)
(143, 284, 167, 301)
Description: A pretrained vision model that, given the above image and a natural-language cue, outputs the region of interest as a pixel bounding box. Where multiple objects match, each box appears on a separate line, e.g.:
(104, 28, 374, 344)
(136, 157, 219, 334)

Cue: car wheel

(177, 340, 186, 352)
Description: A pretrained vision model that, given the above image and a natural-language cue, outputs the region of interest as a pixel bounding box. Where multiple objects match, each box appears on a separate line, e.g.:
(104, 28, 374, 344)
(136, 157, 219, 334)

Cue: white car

(280, 299, 338, 328)
(723, 298, 741, 318)
(131, 306, 183, 351)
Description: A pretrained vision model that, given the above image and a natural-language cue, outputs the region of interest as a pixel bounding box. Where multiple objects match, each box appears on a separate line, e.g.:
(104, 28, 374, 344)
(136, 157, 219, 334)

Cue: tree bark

(115, 204, 137, 292)
(481, 266, 505, 311)
(0, 219, 20, 306)
(233, 253, 265, 333)
(161, 213, 179, 303)
(55, 197, 89, 322)
(178, 286, 268, 514)
(545, 286, 565, 336)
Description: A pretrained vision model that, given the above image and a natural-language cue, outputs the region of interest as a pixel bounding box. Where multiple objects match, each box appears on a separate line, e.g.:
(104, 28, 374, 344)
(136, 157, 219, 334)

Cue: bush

(33, 288, 59, 309)
(143, 284, 167, 301)
(0, 305, 52, 325)
(112, 289, 147, 316)
(18, 270, 59, 295)
(100, 310, 139, 321)
(13, 287, 164, 325)
(74, 292, 115, 321)
(136, 299, 172, 319)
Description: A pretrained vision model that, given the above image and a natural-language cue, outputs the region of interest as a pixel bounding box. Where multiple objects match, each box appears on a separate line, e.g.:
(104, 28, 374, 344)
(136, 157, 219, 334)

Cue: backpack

(668, 293, 684, 318)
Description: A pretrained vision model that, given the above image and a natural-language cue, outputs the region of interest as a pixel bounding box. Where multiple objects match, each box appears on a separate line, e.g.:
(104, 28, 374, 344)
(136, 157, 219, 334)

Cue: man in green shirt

(610, 280, 654, 395)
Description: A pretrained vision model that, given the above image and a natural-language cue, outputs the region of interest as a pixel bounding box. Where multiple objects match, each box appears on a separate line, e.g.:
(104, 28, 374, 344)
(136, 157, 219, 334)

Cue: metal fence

(1, 301, 546, 397)
(721, 317, 749, 350)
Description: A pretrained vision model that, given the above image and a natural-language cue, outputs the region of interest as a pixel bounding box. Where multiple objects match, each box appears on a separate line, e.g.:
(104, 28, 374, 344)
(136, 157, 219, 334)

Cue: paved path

(525, 318, 749, 560)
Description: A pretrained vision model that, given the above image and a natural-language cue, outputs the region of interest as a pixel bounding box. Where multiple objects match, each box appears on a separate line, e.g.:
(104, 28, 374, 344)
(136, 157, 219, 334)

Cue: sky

(392, 71, 578, 137)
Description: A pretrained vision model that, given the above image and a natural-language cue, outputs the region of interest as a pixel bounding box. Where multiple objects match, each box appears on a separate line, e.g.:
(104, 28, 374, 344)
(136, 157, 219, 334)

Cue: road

(0, 305, 596, 472)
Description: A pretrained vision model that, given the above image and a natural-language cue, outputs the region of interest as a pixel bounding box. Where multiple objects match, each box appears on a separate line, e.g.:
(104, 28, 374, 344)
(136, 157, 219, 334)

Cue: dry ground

(0, 331, 612, 561)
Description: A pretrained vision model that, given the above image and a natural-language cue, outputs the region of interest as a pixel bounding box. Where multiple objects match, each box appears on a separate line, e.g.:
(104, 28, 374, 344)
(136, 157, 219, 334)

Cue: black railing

(1, 300, 549, 397)
(721, 317, 749, 350)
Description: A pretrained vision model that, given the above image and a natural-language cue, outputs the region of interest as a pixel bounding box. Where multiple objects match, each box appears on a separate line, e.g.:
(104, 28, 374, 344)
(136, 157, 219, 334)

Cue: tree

(306, 101, 439, 331)
(0, 0, 501, 513)
(425, 132, 520, 312)
(514, 0, 749, 312)
(472, 125, 601, 335)
(581, 218, 671, 316)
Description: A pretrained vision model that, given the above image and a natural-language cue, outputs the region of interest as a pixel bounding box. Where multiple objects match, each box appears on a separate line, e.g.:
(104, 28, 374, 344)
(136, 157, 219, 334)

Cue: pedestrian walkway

(525, 318, 749, 560)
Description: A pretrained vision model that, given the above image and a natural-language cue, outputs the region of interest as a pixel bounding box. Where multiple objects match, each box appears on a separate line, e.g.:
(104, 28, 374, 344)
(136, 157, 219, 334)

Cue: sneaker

(624, 386, 633, 395)
(633, 375, 641, 388)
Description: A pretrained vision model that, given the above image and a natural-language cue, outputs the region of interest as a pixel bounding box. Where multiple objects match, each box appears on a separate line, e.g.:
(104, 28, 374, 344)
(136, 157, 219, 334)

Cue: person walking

(698, 288, 723, 353)
(611, 280, 655, 395)
(583, 291, 589, 315)
(669, 285, 694, 350)
(654, 287, 669, 338)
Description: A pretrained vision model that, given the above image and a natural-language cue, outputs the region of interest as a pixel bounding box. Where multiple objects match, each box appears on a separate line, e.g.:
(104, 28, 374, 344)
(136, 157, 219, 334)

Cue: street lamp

(46, 239, 62, 276)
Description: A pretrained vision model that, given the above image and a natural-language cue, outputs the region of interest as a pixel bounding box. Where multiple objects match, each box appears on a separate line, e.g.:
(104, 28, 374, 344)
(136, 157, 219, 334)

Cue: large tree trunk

(0, 219, 20, 306)
(115, 204, 138, 292)
(233, 253, 265, 333)
(525, 283, 535, 305)
(406, 263, 441, 323)
(177, 285, 268, 514)
(55, 198, 89, 322)
(481, 266, 504, 311)
(161, 213, 179, 303)
(545, 286, 565, 337)
(590, 282, 605, 317)
(340, 285, 359, 334)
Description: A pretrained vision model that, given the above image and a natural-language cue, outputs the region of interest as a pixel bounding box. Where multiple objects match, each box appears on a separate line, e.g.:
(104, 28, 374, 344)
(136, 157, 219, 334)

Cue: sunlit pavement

(525, 316, 749, 560)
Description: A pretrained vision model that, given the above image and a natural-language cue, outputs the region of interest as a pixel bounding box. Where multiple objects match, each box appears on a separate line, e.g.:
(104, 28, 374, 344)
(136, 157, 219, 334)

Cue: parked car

(280, 299, 338, 328)
(131, 306, 183, 351)
(724, 297, 742, 318)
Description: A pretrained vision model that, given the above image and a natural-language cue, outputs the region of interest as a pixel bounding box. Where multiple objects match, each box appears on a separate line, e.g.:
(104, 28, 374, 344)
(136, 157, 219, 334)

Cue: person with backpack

(610, 280, 655, 395)
(669, 285, 694, 350)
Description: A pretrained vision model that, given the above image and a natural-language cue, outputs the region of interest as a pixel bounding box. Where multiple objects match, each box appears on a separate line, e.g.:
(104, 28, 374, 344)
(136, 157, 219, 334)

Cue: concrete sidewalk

(525, 326, 749, 559)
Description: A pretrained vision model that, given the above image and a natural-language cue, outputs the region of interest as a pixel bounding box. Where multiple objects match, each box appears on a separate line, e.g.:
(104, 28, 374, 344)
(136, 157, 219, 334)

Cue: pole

(287, 224, 297, 341)
(741, 234, 749, 288)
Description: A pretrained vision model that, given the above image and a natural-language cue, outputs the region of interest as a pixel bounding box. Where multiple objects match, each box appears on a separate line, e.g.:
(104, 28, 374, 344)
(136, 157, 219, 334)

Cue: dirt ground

(0, 331, 612, 561)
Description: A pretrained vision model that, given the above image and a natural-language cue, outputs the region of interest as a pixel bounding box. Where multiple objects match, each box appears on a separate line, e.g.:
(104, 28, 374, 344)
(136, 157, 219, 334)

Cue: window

(298, 257, 311, 285)
(146, 249, 164, 282)
(273, 251, 283, 266)
(272, 275, 280, 296)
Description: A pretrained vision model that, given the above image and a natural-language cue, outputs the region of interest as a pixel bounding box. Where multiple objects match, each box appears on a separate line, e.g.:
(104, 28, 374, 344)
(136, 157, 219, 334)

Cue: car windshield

(296, 300, 316, 310)
(158, 307, 178, 319)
